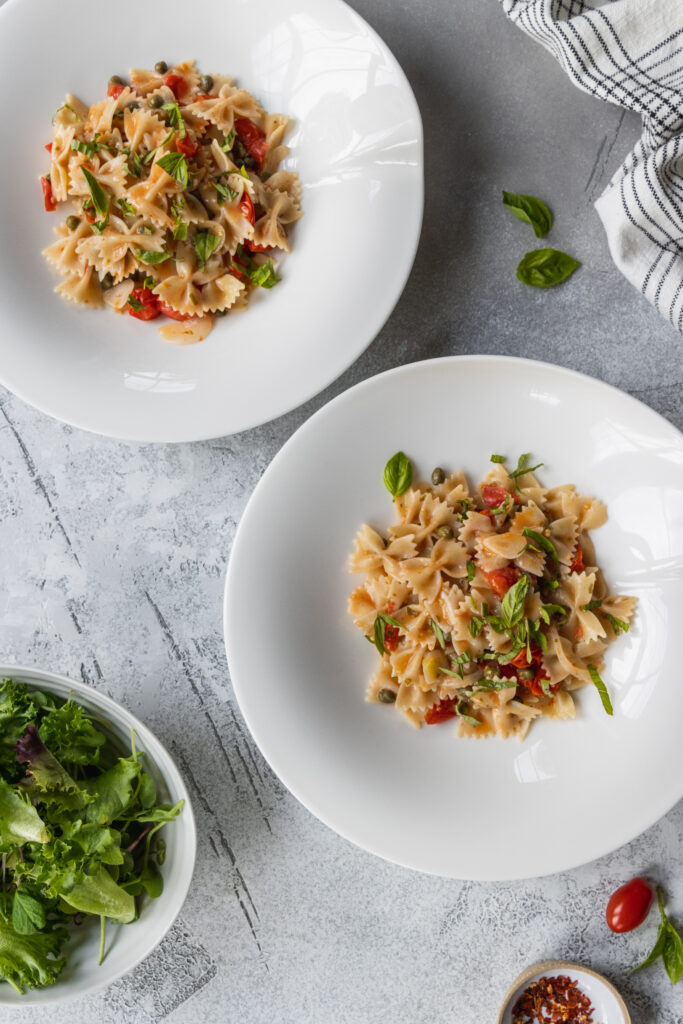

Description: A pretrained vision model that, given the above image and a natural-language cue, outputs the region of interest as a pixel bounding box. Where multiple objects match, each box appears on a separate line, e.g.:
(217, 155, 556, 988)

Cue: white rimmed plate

(0, 666, 196, 1005)
(0, 0, 422, 441)
(224, 356, 683, 880)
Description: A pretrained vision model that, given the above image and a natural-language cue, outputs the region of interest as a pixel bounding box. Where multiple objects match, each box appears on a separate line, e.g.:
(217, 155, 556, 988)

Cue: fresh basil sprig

(632, 888, 683, 984)
(80, 167, 108, 218)
(522, 528, 559, 564)
(502, 191, 552, 239)
(500, 575, 529, 630)
(383, 452, 412, 499)
(157, 151, 188, 188)
(508, 453, 543, 481)
(162, 101, 186, 139)
(588, 664, 613, 715)
(373, 613, 403, 656)
(193, 230, 222, 270)
(517, 248, 580, 288)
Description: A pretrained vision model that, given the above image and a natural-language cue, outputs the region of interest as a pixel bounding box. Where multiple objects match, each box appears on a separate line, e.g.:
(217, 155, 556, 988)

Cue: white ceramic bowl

(0, 0, 422, 441)
(0, 665, 196, 1005)
(224, 355, 683, 880)
(497, 960, 631, 1024)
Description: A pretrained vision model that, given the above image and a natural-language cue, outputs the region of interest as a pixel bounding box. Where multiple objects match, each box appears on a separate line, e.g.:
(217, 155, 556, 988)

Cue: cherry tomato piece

(157, 299, 194, 322)
(570, 546, 584, 573)
(234, 117, 268, 170)
(127, 288, 160, 321)
(383, 625, 400, 652)
(163, 73, 185, 99)
(45, 142, 53, 153)
(40, 176, 56, 212)
(481, 484, 510, 509)
(606, 878, 655, 933)
(239, 191, 255, 226)
(175, 134, 198, 157)
(107, 82, 125, 99)
(243, 240, 273, 254)
(483, 567, 520, 598)
(425, 699, 458, 725)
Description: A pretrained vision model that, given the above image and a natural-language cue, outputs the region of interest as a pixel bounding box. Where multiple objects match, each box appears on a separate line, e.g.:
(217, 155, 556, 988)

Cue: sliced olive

(436, 524, 453, 539)
(378, 688, 397, 705)
(149, 93, 163, 109)
(109, 75, 124, 86)
(431, 467, 445, 486)
(199, 74, 214, 92)
(154, 61, 168, 74)
(100, 272, 114, 290)
(66, 215, 80, 231)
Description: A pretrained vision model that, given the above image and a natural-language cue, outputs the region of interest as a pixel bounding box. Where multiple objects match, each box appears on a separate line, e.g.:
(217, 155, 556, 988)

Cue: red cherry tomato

(570, 546, 585, 573)
(44, 141, 53, 153)
(234, 116, 268, 170)
(127, 288, 160, 321)
(175, 134, 198, 157)
(107, 82, 125, 99)
(243, 240, 273, 254)
(483, 567, 520, 598)
(40, 176, 56, 212)
(163, 73, 185, 99)
(606, 878, 655, 933)
(425, 698, 458, 725)
(239, 191, 255, 226)
(481, 484, 510, 509)
(157, 299, 194, 322)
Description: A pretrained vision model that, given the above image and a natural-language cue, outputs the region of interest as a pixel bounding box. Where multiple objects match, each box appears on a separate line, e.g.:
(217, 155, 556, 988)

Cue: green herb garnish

(430, 619, 446, 651)
(372, 613, 403, 656)
(134, 249, 171, 265)
(127, 294, 145, 312)
(71, 138, 115, 159)
(467, 560, 475, 582)
(173, 221, 188, 241)
(605, 613, 630, 636)
(631, 888, 683, 984)
(80, 167, 109, 218)
(490, 454, 505, 463)
(383, 452, 412, 500)
(539, 603, 567, 625)
(588, 664, 613, 716)
(162, 101, 186, 138)
(468, 618, 483, 638)
(157, 151, 188, 188)
(516, 248, 580, 288)
(583, 599, 603, 611)
(192, 230, 222, 270)
(502, 191, 552, 238)
(508, 453, 544, 481)
(500, 575, 529, 630)
(221, 129, 236, 152)
(522, 528, 559, 564)
(117, 198, 136, 216)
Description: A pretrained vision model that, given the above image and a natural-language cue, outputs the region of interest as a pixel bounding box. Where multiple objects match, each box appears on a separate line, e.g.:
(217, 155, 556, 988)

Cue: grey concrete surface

(2, 0, 683, 1021)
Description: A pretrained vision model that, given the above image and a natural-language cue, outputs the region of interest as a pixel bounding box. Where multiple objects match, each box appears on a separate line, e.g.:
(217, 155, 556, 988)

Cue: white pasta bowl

(0, 666, 196, 1005)
(224, 355, 683, 880)
(0, 0, 422, 441)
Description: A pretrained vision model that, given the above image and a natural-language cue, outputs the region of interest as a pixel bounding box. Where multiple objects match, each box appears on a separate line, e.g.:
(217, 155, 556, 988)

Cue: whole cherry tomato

(606, 877, 655, 933)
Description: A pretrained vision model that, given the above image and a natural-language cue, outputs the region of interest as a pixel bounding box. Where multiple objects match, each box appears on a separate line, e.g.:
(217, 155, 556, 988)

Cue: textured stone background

(2, 0, 683, 1021)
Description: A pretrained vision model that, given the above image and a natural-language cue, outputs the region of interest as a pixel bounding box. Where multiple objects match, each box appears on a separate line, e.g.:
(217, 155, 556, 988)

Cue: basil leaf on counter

(383, 452, 412, 499)
(516, 248, 580, 288)
(588, 664, 613, 715)
(502, 191, 552, 238)
(632, 889, 683, 984)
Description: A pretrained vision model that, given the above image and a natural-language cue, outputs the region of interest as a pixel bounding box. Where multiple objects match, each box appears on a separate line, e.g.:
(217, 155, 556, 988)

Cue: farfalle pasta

(348, 452, 636, 740)
(40, 61, 302, 344)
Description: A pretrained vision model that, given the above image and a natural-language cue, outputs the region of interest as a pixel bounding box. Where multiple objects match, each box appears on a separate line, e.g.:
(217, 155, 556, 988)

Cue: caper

(436, 524, 453, 539)
(154, 61, 168, 74)
(483, 666, 498, 681)
(128, 101, 140, 110)
(109, 75, 124, 86)
(100, 272, 114, 290)
(199, 74, 214, 92)
(378, 688, 397, 705)
(518, 667, 535, 681)
(149, 93, 163, 109)
(66, 215, 80, 231)
(431, 467, 445, 486)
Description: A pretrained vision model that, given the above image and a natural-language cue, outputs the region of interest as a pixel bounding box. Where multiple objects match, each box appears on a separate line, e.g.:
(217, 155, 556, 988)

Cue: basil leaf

(117, 198, 136, 216)
(588, 664, 613, 716)
(490, 454, 505, 464)
(383, 452, 412, 499)
(468, 618, 483, 638)
(54, 101, 80, 122)
(467, 560, 475, 582)
(248, 261, 280, 289)
(583, 599, 602, 611)
(134, 248, 170, 265)
(632, 923, 667, 973)
(91, 214, 110, 235)
(221, 129, 236, 152)
(126, 151, 142, 178)
(240, 165, 249, 179)
(157, 151, 188, 188)
(372, 613, 402, 656)
(488, 493, 511, 515)
(502, 191, 552, 238)
(127, 294, 145, 312)
(12, 890, 47, 935)
(606, 613, 630, 636)
(663, 925, 683, 984)
(522, 528, 559, 564)
(508, 453, 544, 481)
(430, 619, 446, 651)
(192, 230, 222, 269)
(162, 101, 186, 139)
(71, 138, 115, 159)
(500, 576, 529, 630)
(173, 221, 188, 241)
(80, 167, 109, 217)
(455, 698, 479, 727)
(143, 276, 155, 289)
(473, 678, 516, 693)
(517, 248, 580, 288)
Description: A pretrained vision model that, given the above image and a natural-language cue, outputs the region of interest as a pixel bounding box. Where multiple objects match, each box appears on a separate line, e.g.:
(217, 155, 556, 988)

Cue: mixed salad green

(0, 678, 183, 993)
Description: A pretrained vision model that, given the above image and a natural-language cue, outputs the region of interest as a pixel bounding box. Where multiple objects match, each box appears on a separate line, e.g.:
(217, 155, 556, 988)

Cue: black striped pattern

(500, 0, 683, 330)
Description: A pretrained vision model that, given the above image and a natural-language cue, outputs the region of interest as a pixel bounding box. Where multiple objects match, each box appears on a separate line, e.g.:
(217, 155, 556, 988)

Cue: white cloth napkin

(500, 0, 683, 332)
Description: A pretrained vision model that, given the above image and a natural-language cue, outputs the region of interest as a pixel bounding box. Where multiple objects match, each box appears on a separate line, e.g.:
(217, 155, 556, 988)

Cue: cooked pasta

(40, 61, 302, 343)
(348, 452, 636, 740)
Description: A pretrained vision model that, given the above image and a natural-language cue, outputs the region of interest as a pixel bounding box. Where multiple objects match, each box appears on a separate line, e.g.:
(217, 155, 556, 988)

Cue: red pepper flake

(512, 974, 594, 1024)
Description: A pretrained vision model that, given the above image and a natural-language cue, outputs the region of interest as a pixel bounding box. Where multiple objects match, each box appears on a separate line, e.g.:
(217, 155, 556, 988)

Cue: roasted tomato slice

(239, 191, 255, 227)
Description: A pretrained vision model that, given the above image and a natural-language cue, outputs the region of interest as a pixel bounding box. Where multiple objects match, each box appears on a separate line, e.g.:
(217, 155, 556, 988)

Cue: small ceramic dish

(497, 960, 631, 1024)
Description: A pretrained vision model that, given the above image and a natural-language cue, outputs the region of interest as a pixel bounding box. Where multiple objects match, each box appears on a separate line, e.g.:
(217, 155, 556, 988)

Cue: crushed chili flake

(512, 975, 594, 1024)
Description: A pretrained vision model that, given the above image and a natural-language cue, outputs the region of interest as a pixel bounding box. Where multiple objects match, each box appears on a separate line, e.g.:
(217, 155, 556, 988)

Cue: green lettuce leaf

(0, 917, 68, 992)
(15, 726, 88, 811)
(84, 757, 141, 825)
(60, 866, 135, 923)
(0, 778, 49, 847)
(38, 702, 105, 766)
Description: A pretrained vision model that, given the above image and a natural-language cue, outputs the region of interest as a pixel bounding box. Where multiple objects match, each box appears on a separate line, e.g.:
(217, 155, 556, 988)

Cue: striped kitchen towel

(499, 0, 683, 332)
